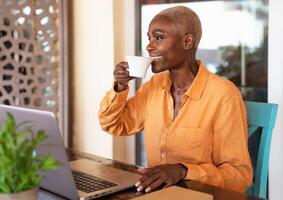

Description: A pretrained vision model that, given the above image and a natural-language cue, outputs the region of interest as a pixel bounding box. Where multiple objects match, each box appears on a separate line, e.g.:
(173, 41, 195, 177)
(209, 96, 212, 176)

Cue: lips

(150, 55, 162, 60)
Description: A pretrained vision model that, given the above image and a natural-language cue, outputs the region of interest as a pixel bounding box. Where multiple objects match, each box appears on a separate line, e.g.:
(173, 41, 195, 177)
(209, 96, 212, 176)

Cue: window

(136, 0, 268, 166)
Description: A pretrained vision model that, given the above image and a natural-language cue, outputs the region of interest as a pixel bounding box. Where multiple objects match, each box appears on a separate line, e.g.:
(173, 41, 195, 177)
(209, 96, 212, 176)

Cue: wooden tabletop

(66, 149, 263, 200)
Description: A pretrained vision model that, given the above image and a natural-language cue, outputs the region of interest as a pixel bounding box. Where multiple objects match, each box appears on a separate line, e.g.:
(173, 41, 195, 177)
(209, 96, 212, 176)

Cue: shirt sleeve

(98, 82, 150, 136)
(180, 95, 253, 192)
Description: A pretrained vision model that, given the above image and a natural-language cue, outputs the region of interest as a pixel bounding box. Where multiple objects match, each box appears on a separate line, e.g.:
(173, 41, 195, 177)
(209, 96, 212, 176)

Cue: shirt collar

(162, 72, 172, 91)
(162, 60, 209, 100)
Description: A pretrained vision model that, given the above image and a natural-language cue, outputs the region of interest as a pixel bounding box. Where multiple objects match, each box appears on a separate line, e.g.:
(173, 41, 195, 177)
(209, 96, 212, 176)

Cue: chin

(151, 68, 161, 73)
(151, 64, 164, 73)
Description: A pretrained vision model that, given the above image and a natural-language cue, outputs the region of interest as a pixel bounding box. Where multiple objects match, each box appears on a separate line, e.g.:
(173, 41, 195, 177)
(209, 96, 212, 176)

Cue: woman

(99, 6, 252, 194)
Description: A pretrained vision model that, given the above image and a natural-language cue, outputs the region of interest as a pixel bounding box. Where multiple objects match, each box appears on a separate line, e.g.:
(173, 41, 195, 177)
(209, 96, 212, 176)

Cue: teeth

(151, 56, 162, 60)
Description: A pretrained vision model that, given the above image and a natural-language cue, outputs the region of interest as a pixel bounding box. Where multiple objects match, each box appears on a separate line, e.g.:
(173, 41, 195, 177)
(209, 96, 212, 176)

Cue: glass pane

(141, 0, 268, 102)
(138, 0, 268, 167)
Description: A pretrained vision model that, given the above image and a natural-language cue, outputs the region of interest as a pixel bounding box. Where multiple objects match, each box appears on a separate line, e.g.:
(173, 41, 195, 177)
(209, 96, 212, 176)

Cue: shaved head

(155, 6, 202, 50)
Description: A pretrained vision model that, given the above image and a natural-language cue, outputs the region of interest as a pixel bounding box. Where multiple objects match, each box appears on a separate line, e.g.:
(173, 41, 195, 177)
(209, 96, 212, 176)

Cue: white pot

(0, 187, 39, 200)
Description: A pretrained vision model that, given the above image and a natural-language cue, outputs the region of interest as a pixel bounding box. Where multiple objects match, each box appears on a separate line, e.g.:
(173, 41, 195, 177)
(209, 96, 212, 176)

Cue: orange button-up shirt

(99, 60, 253, 192)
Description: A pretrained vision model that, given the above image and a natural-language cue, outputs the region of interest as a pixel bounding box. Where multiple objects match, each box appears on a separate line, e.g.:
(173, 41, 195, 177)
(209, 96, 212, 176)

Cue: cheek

(160, 43, 179, 59)
(156, 45, 166, 55)
(155, 41, 182, 66)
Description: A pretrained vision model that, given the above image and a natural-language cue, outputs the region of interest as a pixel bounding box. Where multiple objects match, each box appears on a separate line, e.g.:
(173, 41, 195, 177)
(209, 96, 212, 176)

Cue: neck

(171, 82, 191, 95)
(169, 60, 199, 92)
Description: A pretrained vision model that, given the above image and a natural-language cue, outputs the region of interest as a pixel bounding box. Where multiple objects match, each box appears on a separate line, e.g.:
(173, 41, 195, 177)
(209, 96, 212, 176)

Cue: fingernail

(145, 187, 151, 193)
(135, 181, 141, 187)
(137, 186, 143, 192)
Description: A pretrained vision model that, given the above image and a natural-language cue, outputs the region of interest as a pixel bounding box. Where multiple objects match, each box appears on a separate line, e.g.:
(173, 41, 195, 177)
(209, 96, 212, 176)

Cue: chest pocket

(173, 127, 209, 163)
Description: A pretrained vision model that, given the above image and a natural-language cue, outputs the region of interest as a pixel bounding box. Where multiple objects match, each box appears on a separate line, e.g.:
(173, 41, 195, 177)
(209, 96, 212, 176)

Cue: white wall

(71, 0, 136, 164)
(268, 1, 283, 200)
(112, 0, 136, 164)
(71, 0, 114, 158)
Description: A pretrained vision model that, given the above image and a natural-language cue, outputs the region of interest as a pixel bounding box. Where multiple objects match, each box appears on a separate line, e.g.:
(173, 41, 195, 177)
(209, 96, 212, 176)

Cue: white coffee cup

(126, 56, 153, 78)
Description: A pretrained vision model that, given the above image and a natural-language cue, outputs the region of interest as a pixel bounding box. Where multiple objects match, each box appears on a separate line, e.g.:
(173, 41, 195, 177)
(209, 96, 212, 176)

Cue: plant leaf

(0, 182, 11, 193)
(40, 155, 60, 170)
(0, 112, 59, 193)
(35, 130, 47, 144)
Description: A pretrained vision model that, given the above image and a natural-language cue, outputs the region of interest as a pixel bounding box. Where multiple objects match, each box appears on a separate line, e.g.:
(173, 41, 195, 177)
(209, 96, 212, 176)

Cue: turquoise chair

(245, 101, 278, 199)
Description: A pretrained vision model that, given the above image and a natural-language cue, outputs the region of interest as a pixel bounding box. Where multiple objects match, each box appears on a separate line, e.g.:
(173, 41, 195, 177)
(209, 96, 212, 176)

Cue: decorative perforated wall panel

(0, 0, 61, 113)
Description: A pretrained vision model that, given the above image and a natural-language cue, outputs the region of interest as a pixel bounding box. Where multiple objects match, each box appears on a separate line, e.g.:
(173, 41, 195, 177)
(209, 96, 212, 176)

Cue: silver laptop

(0, 105, 141, 200)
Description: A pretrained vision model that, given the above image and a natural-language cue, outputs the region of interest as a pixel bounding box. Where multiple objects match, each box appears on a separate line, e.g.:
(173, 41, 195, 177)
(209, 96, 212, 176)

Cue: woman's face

(146, 15, 186, 73)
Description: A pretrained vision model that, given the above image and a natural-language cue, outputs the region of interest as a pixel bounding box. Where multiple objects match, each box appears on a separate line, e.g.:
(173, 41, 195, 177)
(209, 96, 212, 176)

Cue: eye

(155, 35, 164, 40)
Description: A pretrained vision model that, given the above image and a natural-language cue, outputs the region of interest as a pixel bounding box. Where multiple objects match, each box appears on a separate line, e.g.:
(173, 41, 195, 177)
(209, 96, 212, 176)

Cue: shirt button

(161, 153, 165, 158)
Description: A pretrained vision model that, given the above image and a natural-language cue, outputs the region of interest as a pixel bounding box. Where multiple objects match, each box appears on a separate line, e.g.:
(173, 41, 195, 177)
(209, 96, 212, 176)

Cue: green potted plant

(0, 112, 60, 200)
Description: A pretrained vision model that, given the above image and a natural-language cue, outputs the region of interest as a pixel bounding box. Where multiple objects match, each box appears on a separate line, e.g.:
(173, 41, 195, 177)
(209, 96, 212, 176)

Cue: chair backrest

(245, 101, 278, 199)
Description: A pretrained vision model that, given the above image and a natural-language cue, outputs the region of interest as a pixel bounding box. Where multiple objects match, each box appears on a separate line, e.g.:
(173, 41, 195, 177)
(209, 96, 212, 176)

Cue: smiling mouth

(150, 56, 162, 60)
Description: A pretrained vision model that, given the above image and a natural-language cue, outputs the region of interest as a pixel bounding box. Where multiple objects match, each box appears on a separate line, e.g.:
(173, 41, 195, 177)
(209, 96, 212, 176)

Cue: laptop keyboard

(72, 170, 117, 193)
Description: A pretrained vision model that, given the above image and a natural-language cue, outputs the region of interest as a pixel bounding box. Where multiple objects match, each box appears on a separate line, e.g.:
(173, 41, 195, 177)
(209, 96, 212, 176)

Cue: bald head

(155, 6, 202, 50)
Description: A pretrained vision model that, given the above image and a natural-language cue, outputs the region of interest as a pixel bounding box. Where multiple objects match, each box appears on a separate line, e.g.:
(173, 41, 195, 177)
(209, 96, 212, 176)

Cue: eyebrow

(147, 29, 166, 36)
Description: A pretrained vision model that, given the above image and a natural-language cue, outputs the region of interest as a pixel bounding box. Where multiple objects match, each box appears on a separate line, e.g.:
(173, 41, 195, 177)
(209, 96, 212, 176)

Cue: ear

(183, 34, 193, 50)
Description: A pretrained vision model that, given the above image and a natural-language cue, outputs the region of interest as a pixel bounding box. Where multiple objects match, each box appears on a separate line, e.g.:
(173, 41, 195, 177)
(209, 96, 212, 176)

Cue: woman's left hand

(135, 164, 187, 193)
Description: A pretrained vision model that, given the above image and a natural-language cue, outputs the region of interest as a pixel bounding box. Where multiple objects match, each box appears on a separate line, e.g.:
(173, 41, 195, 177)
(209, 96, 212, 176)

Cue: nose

(146, 41, 154, 53)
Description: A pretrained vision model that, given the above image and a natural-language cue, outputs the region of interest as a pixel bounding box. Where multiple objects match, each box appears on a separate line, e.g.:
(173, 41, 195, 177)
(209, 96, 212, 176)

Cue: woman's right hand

(114, 62, 135, 92)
